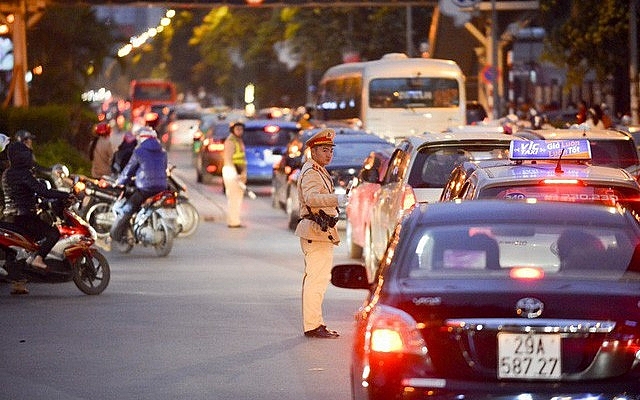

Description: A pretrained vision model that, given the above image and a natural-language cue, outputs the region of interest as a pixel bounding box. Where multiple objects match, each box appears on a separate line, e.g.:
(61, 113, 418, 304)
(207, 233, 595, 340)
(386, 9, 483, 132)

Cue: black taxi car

(332, 199, 640, 399)
(440, 139, 640, 214)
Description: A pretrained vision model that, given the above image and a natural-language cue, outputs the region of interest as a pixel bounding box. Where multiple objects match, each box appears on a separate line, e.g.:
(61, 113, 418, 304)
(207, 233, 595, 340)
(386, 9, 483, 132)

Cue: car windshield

(243, 127, 295, 147)
(399, 223, 639, 280)
(408, 145, 510, 188)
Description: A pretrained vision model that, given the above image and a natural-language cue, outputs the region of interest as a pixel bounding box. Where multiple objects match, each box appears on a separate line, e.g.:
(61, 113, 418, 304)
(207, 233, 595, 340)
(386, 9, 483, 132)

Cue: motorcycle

(71, 175, 120, 240)
(167, 164, 199, 237)
(71, 165, 198, 240)
(0, 197, 111, 295)
(112, 186, 179, 257)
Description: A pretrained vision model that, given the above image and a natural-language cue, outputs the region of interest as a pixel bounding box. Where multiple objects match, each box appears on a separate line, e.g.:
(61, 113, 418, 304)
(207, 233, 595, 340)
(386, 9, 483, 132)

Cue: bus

(129, 79, 178, 115)
(314, 53, 466, 142)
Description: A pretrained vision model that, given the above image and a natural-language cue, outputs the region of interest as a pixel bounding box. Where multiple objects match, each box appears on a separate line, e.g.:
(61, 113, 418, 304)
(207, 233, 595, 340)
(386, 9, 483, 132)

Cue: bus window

(369, 78, 460, 108)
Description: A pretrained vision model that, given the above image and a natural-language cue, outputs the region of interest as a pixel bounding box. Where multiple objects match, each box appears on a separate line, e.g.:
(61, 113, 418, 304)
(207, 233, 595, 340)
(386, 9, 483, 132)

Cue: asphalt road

(0, 147, 366, 400)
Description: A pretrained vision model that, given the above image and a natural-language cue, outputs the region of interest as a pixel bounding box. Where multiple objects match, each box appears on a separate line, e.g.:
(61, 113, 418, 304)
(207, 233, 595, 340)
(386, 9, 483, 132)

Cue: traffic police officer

(222, 121, 247, 228)
(295, 128, 347, 338)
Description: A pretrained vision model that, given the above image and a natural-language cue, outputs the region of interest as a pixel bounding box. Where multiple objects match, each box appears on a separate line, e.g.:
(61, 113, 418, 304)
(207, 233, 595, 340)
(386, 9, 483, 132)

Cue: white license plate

(497, 333, 561, 380)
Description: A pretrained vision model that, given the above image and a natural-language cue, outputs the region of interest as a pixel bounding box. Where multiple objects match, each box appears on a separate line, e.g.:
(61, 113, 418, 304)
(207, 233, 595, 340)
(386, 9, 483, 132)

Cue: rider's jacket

(2, 141, 68, 216)
(116, 137, 168, 193)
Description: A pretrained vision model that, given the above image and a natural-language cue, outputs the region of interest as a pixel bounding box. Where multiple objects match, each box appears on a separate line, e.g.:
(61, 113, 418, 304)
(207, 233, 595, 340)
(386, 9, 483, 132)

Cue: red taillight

(168, 121, 178, 133)
(162, 193, 177, 207)
(366, 305, 427, 355)
(510, 267, 544, 280)
(206, 142, 225, 152)
(264, 125, 280, 134)
(542, 179, 580, 185)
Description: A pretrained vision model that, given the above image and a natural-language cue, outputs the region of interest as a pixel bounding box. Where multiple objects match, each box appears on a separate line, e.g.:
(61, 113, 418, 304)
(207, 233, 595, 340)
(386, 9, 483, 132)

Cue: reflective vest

(229, 135, 246, 168)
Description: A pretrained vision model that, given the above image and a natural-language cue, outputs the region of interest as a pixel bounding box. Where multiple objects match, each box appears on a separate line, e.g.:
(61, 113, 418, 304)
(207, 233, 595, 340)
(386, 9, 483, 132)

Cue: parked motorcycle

(112, 186, 179, 257)
(0, 197, 110, 295)
(168, 164, 199, 237)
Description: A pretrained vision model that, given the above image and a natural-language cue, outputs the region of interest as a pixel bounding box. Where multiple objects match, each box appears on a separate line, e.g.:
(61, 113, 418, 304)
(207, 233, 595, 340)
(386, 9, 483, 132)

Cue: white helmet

(136, 126, 158, 142)
(0, 133, 10, 152)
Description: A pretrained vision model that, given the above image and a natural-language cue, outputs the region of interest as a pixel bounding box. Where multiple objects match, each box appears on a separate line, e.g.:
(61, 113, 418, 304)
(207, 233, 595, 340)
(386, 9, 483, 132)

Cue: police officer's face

(311, 145, 333, 166)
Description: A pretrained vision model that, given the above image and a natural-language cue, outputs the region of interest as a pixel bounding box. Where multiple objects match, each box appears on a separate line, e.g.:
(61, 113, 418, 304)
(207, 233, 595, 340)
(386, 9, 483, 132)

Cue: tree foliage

(27, 6, 117, 105)
(540, 0, 631, 87)
(186, 5, 431, 108)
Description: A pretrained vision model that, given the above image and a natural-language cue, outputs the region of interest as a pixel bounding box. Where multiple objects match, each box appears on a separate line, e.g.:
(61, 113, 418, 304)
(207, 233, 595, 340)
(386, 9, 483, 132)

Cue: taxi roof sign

(509, 139, 592, 161)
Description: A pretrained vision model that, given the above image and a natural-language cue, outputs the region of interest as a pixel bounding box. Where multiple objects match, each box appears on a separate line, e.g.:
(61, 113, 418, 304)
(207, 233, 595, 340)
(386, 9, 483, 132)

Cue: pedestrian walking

(294, 128, 347, 339)
(89, 122, 114, 179)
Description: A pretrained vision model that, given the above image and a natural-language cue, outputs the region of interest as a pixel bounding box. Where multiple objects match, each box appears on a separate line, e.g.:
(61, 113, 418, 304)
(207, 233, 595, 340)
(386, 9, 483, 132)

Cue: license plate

(497, 333, 561, 380)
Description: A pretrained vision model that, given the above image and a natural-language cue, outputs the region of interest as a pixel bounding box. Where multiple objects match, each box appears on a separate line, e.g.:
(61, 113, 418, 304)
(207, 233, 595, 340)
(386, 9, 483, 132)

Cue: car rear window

(408, 145, 510, 188)
(478, 185, 640, 213)
(243, 127, 296, 147)
(400, 224, 638, 279)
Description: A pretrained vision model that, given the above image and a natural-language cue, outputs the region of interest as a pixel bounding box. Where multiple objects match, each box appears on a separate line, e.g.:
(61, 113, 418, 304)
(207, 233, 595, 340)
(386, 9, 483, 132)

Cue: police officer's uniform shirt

(294, 158, 340, 244)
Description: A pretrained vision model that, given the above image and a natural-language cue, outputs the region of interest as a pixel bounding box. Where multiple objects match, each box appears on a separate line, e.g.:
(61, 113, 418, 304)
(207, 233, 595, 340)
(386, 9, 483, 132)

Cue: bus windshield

(369, 78, 460, 108)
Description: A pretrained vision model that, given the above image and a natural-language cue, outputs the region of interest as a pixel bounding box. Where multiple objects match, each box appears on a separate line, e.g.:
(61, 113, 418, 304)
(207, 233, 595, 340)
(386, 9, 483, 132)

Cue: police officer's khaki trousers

(222, 166, 244, 226)
(300, 238, 334, 332)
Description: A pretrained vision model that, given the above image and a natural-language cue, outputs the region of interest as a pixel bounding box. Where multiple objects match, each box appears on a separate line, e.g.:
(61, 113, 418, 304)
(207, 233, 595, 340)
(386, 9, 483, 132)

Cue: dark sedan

(273, 128, 394, 230)
(332, 200, 640, 399)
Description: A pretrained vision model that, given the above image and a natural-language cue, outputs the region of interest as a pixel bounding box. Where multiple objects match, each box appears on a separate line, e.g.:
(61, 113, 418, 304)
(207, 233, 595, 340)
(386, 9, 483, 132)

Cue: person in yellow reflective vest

(222, 121, 247, 228)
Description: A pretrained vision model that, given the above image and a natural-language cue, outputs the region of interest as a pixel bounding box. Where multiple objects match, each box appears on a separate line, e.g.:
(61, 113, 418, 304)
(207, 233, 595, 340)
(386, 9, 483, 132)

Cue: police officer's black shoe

(304, 325, 339, 339)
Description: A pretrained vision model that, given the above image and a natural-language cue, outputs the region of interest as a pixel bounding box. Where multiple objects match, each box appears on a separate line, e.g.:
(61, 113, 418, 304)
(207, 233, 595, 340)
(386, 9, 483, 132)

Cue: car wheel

(346, 219, 363, 259)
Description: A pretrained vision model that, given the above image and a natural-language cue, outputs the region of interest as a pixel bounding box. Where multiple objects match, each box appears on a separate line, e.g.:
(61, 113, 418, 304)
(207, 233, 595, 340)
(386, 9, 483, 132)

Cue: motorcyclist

(2, 138, 71, 282)
(109, 126, 168, 245)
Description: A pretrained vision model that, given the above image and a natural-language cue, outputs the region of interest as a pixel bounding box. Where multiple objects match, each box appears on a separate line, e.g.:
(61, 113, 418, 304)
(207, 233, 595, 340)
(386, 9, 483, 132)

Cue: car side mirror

(331, 264, 371, 290)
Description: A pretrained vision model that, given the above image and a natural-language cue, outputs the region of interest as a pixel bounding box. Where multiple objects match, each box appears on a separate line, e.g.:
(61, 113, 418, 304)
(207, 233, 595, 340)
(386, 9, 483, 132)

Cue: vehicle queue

(192, 105, 640, 398)
(5, 97, 640, 399)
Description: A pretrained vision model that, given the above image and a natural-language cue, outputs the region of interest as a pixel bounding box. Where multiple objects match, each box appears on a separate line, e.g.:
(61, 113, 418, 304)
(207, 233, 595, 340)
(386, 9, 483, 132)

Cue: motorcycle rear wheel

(176, 201, 199, 237)
(73, 250, 110, 295)
(154, 221, 174, 257)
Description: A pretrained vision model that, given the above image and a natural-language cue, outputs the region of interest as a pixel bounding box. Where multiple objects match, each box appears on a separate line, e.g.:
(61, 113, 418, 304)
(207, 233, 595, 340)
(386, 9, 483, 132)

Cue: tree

(27, 5, 117, 105)
(188, 5, 432, 108)
(541, 0, 630, 88)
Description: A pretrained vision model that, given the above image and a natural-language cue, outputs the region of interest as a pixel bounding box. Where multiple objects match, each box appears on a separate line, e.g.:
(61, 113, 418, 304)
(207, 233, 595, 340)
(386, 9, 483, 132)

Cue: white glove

(337, 194, 348, 207)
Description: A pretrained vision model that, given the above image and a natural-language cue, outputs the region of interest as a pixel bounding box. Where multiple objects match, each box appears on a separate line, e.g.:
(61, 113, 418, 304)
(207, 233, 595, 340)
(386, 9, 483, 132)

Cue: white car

(365, 127, 515, 276)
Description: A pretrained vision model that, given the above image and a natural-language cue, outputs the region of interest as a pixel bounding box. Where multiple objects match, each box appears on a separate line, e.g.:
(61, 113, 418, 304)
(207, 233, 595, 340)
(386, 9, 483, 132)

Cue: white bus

(314, 53, 466, 142)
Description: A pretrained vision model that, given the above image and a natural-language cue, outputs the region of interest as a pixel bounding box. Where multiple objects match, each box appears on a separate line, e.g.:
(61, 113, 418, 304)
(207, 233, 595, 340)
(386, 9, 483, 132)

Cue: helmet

(136, 126, 158, 142)
(15, 129, 35, 142)
(229, 120, 245, 132)
(0, 133, 9, 152)
(94, 122, 111, 136)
